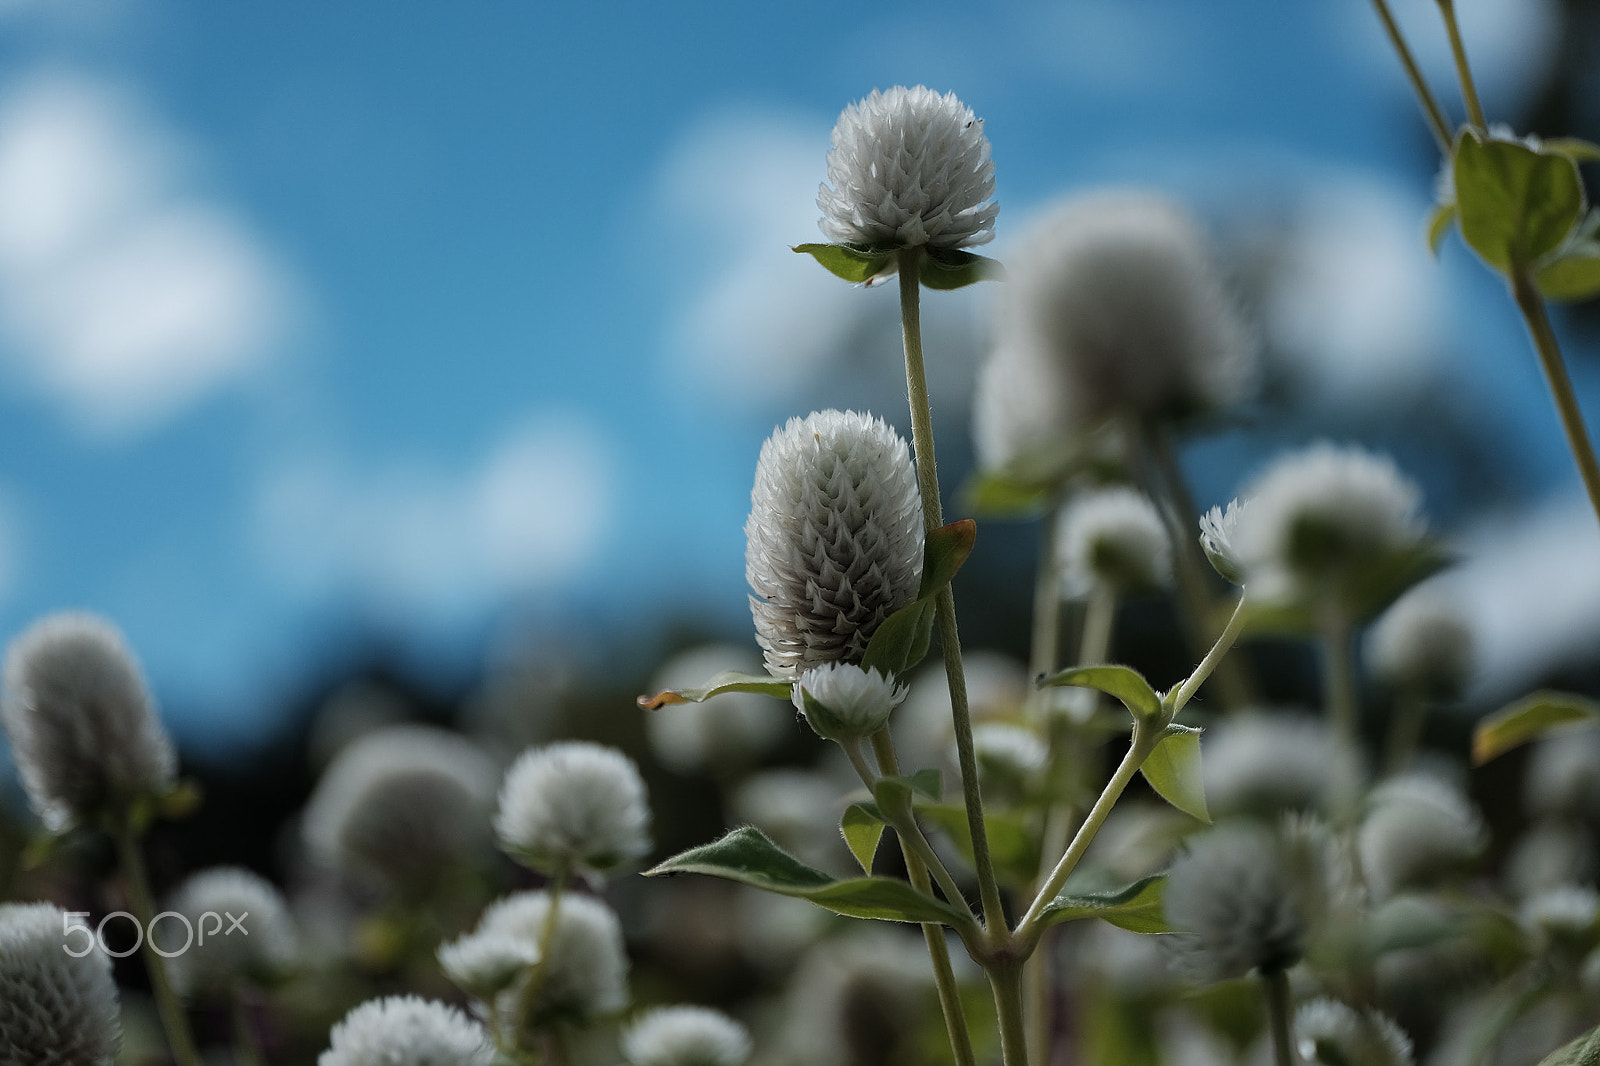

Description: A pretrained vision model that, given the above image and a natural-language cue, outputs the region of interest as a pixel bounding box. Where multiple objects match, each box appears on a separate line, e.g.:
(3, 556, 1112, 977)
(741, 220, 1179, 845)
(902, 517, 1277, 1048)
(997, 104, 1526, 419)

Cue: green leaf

(841, 803, 886, 874)
(860, 598, 936, 678)
(920, 519, 977, 598)
(1472, 690, 1600, 765)
(920, 249, 1004, 290)
(637, 670, 792, 710)
(1454, 131, 1584, 273)
(1141, 725, 1210, 823)
(1037, 664, 1161, 720)
(1543, 138, 1600, 164)
(1037, 874, 1172, 934)
(793, 243, 894, 284)
(645, 826, 968, 926)
(1535, 1023, 1600, 1066)
(959, 469, 1056, 519)
(1427, 201, 1457, 255)
(1537, 246, 1600, 302)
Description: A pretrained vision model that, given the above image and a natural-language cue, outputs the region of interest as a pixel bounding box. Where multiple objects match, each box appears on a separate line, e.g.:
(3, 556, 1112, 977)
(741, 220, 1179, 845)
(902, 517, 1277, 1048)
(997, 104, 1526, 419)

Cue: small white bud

(1057, 486, 1172, 593)
(621, 1006, 752, 1066)
(166, 867, 296, 998)
(318, 995, 492, 1066)
(475, 890, 629, 1023)
(0, 902, 121, 1066)
(1198, 499, 1247, 585)
(494, 741, 651, 876)
(792, 663, 908, 743)
(1295, 998, 1414, 1066)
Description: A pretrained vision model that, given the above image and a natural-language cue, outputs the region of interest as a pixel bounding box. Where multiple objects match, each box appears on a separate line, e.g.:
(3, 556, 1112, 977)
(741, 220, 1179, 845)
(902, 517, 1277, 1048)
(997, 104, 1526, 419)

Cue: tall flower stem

(990, 959, 1030, 1066)
(114, 826, 203, 1066)
(1168, 594, 1248, 716)
(1264, 969, 1295, 1066)
(1320, 609, 1359, 752)
(1435, 0, 1485, 132)
(1512, 271, 1600, 529)
(513, 866, 569, 1051)
(868, 730, 980, 1066)
(1384, 686, 1429, 776)
(1368, 0, 1451, 150)
(898, 249, 1005, 932)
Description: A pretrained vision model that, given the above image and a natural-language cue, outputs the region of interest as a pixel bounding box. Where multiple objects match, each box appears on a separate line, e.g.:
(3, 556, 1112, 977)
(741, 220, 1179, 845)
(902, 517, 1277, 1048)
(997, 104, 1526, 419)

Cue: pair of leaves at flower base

(1036, 664, 1210, 826)
(793, 243, 1003, 290)
(636, 519, 977, 710)
(1433, 130, 1600, 301)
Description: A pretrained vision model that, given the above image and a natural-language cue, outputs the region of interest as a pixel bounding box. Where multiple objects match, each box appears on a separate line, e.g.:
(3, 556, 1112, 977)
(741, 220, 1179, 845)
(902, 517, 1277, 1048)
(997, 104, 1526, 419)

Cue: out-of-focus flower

(0, 902, 121, 1066)
(1295, 998, 1414, 1066)
(1198, 499, 1247, 586)
(774, 930, 936, 1066)
(1057, 486, 1172, 594)
(1358, 774, 1485, 899)
(645, 645, 787, 775)
(970, 722, 1046, 797)
(1366, 585, 1475, 701)
(1519, 884, 1600, 950)
(302, 725, 496, 894)
(894, 651, 1027, 768)
(437, 928, 541, 1000)
(792, 663, 907, 743)
(318, 995, 492, 1066)
(1507, 821, 1596, 898)
(817, 86, 997, 252)
(746, 410, 922, 677)
(494, 741, 651, 876)
(1, 612, 176, 832)
(1525, 729, 1600, 820)
(474, 890, 630, 1024)
(166, 867, 296, 997)
(621, 1006, 752, 1066)
(1203, 712, 1359, 819)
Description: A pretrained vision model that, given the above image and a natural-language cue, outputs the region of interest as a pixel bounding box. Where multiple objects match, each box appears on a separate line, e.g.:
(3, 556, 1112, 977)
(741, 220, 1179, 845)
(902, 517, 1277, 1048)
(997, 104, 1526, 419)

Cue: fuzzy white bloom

(792, 663, 907, 743)
(992, 191, 1254, 430)
(166, 867, 296, 997)
(817, 85, 996, 252)
(746, 410, 923, 677)
(1203, 713, 1359, 819)
(1520, 884, 1600, 945)
(971, 722, 1047, 783)
(622, 1006, 752, 1066)
(1058, 486, 1172, 593)
(1231, 443, 1425, 604)
(494, 741, 651, 875)
(1366, 585, 1474, 700)
(302, 725, 496, 892)
(319, 995, 492, 1066)
(1198, 499, 1247, 585)
(1358, 774, 1485, 899)
(437, 928, 541, 999)
(1295, 998, 1414, 1066)
(1, 612, 176, 832)
(475, 890, 629, 1022)
(1164, 822, 1312, 981)
(0, 902, 121, 1066)
(1525, 729, 1600, 819)
(646, 645, 787, 774)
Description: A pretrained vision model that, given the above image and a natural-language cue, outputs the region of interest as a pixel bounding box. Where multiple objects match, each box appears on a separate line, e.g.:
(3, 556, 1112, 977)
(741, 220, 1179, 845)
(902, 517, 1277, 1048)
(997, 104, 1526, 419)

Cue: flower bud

(166, 866, 296, 997)
(0, 902, 121, 1066)
(318, 996, 492, 1066)
(494, 741, 651, 876)
(792, 663, 907, 743)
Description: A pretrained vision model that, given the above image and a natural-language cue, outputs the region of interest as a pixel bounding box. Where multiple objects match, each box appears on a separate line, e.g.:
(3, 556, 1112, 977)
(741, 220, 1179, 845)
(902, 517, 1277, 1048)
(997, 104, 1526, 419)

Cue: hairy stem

(990, 958, 1031, 1066)
(1384, 685, 1429, 777)
(1512, 270, 1600, 530)
(1369, 0, 1452, 150)
(1321, 609, 1358, 752)
(868, 730, 979, 1066)
(114, 827, 204, 1066)
(1264, 968, 1295, 1066)
(898, 249, 1005, 930)
(1436, 0, 1485, 132)
(1168, 594, 1248, 716)
(513, 867, 569, 1049)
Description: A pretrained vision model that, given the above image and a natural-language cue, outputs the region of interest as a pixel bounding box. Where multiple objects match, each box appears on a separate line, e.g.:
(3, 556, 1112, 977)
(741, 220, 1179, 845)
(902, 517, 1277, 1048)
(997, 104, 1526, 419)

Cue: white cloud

(254, 413, 615, 622)
(0, 71, 292, 436)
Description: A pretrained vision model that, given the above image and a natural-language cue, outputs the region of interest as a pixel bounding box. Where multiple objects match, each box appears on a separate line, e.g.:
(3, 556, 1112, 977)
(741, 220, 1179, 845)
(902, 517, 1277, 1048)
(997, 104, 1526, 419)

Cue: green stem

(1321, 609, 1358, 752)
(1384, 685, 1429, 777)
(990, 958, 1031, 1066)
(849, 735, 974, 923)
(898, 248, 1005, 932)
(1168, 594, 1248, 716)
(114, 827, 203, 1066)
(1018, 721, 1160, 937)
(1030, 502, 1064, 708)
(1369, 0, 1452, 150)
(1264, 968, 1295, 1066)
(1436, 0, 1486, 132)
(231, 992, 266, 1066)
(1512, 270, 1600, 530)
(513, 868, 569, 1049)
(868, 730, 979, 1066)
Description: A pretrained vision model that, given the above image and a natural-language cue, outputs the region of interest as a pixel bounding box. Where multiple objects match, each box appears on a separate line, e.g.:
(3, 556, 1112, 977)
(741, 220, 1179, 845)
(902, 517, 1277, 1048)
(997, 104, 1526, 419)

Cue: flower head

(1358, 774, 1484, 899)
(494, 741, 651, 875)
(0, 902, 121, 1066)
(1198, 499, 1247, 585)
(792, 663, 907, 743)
(475, 890, 629, 1023)
(2, 611, 176, 832)
(746, 410, 922, 677)
(622, 1006, 752, 1066)
(1366, 584, 1474, 701)
(437, 929, 541, 1000)
(1295, 998, 1414, 1066)
(818, 86, 997, 252)
(166, 867, 296, 997)
(302, 725, 496, 894)
(319, 996, 492, 1066)
(1058, 486, 1172, 594)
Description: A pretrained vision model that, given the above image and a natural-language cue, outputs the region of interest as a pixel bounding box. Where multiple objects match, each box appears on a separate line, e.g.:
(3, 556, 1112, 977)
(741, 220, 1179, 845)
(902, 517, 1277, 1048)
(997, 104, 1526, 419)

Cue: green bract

(1453, 131, 1584, 275)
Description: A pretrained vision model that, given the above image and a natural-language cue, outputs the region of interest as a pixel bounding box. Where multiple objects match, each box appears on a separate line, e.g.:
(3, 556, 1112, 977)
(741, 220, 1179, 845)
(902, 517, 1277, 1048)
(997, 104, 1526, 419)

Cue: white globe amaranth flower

(622, 1006, 752, 1066)
(1058, 486, 1172, 594)
(1, 611, 176, 832)
(476, 889, 629, 1023)
(437, 927, 541, 1000)
(818, 85, 997, 252)
(0, 902, 121, 1066)
(1203, 712, 1360, 819)
(970, 722, 1047, 793)
(1525, 729, 1600, 819)
(319, 995, 492, 1066)
(646, 645, 787, 775)
(1198, 499, 1247, 585)
(971, 339, 1078, 475)
(1295, 998, 1414, 1066)
(746, 410, 923, 678)
(992, 191, 1255, 429)
(1358, 773, 1485, 899)
(1231, 443, 1426, 606)
(792, 663, 908, 743)
(494, 740, 651, 875)
(302, 724, 496, 894)
(1507, 821, 1596, 898)
(166, 866, 296, 998)
(1366, 584, 1475, 701)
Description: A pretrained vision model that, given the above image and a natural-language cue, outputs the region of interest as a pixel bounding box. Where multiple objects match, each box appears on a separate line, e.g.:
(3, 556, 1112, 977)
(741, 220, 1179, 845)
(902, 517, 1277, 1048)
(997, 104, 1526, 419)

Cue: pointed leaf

(646, 826, 968, 925)
(1543, 138, 1600, 164)
(1472, 690, 1600, 765)
(1535, 1024, 1600, 1066)
(1037, 665, 1161, 720)
(1537, 247, 1600, 302)
(794, 243, 894, 284)
(1038, 875, 1172, 933)
(841, 803, 886, 874)
(637, 671, 793, 710)
(1141, 725, 1210, 823)
(920, 519, 977, 598)
(1427, 201, 1457, 255)
(860, 598, 935, 677)
(921, 249, 1004, 290)
(1454, 131, 1584, 273)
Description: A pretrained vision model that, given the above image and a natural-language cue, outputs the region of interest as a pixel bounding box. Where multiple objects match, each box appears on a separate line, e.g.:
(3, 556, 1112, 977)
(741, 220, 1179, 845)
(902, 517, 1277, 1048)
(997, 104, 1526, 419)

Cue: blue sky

(0, 0, 1587, 750)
